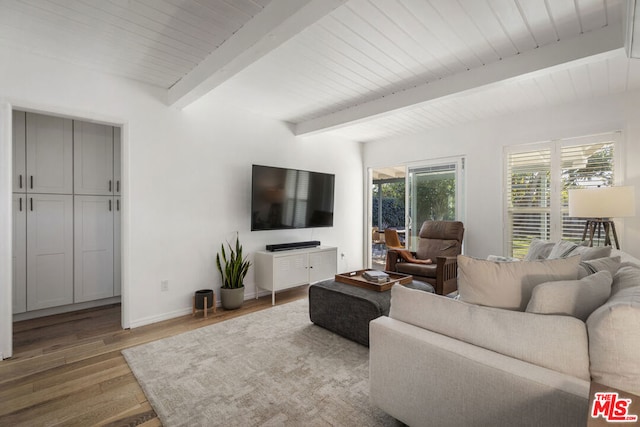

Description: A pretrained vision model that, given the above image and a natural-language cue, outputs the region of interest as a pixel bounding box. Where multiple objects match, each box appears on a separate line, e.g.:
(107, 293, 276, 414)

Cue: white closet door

(27, 194, 74, 310)
(12, 194, 27, 314)
(74, 122, 114, 195)
(114, 197, 121, 296)
(12, 111, 26, 193)
(113, 127, 121, 196)
(74, 196, 114, 302)
(25, 113, 73, 194)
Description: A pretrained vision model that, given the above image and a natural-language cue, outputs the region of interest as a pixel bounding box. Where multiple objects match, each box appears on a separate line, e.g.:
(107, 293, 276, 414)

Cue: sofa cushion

(524, 239, 556, 260)
(457, 255, 581, 311)
(389, 284, 591, 381)
(587, 285, 640, 395)
(525, 271, 612, 321)
(548, 240, 612, 260)
(577, 256, 621, 279)
(612, 264, 640, 296)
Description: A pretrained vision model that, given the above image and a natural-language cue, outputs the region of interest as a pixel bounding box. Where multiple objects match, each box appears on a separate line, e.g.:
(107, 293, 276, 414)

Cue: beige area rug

(122, 299, 401, 427)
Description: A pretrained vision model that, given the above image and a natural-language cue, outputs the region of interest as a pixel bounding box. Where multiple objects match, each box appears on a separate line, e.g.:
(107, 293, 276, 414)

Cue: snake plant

(216, 233, 251, 289)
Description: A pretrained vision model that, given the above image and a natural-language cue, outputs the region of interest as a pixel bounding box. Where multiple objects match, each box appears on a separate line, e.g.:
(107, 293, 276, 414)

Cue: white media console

(254, 246, 338, 305)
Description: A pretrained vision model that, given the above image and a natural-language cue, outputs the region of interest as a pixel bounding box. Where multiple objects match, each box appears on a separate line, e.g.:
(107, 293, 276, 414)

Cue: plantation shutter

(560, 142, 615, 241)
(505, 134, 618, 258)
(506, 149, 552, 258)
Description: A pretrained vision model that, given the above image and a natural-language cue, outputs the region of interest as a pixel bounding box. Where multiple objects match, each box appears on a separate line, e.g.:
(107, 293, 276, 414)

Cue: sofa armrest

(388, 284, 591, 381)
(370, 317, 590, 427)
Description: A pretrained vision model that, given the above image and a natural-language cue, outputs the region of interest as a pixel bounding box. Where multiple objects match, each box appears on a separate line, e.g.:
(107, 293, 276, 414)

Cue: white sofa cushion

(525, 271, 612, 321)
(612, 264, 640, 296)
(457, 255, 581, 311)
(389, 284, 591, 381)
(524, 238, 555, 260)
(548, 240, 612, 260)
(587, 285, 640, 395)
(577, 256, 621, 279)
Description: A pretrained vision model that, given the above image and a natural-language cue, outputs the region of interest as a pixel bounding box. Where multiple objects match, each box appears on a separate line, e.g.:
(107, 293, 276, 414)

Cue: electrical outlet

(161, 280, 169, 291)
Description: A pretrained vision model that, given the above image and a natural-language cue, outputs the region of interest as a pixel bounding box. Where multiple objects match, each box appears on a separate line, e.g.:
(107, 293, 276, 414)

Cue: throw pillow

(457, 255, 581, 311)
(577, 256, 621, 279)
(525, 271, 613, 321)
(548, 240, 612, 260)
(524, 239, 555, 260)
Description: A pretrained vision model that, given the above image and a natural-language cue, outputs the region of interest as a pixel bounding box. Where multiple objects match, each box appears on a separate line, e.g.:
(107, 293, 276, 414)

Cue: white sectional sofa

(369, 245, 640, 427)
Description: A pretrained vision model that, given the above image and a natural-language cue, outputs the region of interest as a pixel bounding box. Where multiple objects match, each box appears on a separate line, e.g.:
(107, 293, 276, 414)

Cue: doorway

(370, 166, 406, 270)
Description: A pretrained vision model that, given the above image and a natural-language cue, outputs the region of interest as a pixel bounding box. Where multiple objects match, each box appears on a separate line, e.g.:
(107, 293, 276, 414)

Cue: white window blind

(505, 134, 618, 258)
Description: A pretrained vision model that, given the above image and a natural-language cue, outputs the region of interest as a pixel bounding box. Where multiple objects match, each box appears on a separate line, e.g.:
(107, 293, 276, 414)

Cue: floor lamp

(568, 187, 636, 249)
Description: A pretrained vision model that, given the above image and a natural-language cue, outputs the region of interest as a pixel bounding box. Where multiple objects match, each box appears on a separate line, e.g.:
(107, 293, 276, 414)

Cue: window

(505, 133, 620, 258)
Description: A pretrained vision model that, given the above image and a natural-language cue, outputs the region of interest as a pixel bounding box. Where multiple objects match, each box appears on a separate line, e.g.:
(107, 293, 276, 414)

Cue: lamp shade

(568, 186, 636, 218)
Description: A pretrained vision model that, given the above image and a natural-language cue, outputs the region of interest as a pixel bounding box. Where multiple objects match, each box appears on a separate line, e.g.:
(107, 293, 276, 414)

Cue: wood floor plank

(0, 286, 308, 426)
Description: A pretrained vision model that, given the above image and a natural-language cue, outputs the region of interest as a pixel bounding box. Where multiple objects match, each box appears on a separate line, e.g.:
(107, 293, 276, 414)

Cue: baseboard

(13, 296, 122, 322)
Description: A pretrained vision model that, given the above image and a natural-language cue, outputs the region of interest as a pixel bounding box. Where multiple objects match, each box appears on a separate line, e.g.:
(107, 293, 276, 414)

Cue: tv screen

(251, 165, 335, 231)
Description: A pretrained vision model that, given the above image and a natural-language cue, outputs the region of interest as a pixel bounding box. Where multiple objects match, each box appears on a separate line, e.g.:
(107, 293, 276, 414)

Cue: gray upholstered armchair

(386, 220, 464, 295)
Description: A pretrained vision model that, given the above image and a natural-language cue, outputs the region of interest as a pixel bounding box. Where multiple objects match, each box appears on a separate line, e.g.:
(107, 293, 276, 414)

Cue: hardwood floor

(0, 287, 309, 426)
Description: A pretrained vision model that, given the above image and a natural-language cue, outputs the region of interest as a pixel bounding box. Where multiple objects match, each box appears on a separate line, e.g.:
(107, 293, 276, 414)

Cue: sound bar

(266, 241, 321, 252)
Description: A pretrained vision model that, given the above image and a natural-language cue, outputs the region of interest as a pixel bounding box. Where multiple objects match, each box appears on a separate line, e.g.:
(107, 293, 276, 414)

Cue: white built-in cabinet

(74, 196, 114, 302)
(26, 194, 74, 311)
(12, 194, 26, 314)
(12, 110, 121, 316)
(74, 122, 114, 195)
(254, 246, 338, 305)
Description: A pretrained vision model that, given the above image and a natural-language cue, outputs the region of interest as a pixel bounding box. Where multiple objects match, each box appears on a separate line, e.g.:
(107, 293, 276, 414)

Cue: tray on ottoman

(335, 269, 413, 292)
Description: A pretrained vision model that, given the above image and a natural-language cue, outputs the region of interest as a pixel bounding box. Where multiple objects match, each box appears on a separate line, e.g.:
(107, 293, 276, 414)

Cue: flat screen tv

(251, 165, 335, 231)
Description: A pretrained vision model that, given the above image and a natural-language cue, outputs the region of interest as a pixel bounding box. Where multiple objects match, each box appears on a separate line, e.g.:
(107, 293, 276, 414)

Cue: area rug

(122, 299, 401, 427)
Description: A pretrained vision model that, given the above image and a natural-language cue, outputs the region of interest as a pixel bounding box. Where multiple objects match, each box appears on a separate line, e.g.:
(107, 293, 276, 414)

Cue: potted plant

(216, 232, 252, 310)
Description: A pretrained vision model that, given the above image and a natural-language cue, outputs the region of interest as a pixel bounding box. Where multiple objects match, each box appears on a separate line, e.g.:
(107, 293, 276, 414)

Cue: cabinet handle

(116, 199, 120, 211)
(109, 180, 112, 192)
(30, 175, 33, 189)
(30, 198, 33, 211)
(19, 174, 23, 189)
(19, 197, 23, 212)
(116, 180, 120, 193)
(109, 199, 112, 211)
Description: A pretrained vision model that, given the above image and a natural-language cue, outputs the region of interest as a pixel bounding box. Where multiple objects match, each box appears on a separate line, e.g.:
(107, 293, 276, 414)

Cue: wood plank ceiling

(0, 0, 637, 143)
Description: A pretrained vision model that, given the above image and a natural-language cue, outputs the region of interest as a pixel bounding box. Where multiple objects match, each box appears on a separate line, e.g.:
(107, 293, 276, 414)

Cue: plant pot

(194, 289, 214, 310)
(220, 286, 245, 310)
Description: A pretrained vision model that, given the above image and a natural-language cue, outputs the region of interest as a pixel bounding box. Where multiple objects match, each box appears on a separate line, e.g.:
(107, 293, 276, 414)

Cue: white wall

(0, 44, 364, 357)
(364, 90, 640, 259)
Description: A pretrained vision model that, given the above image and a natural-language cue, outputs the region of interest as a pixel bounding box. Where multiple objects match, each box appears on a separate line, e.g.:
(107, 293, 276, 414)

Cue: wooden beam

(168, 0, 347, 108)
(295, 24, 625, 137)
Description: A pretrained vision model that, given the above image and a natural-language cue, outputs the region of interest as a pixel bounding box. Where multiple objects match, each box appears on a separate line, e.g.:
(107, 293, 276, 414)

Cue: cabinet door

(309, 249, 337, 283)
(12, 194, 27, 314)
(25, 113, 73, 194)
(27, 194, 74, 310)
(113, 127, 121, 196)
(74, 122, 114, 195)
(273, 253, 309, 290)
(12, 111, 26, 193)
(74, 196, 114, 303)
(113, 197, 121, 296)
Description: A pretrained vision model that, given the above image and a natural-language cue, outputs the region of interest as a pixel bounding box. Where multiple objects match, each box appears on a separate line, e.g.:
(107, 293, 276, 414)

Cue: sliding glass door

(407, 159, 465, 251)
(367, 159, 465, 267)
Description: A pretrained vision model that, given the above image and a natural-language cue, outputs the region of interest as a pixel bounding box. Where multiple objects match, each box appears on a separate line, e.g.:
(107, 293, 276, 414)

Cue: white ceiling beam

(168, 0, 347, 108)
(295, 24, 625, 137)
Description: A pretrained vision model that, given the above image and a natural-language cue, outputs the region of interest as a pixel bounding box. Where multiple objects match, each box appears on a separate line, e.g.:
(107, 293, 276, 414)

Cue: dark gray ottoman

(309, 279, 434, 346)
